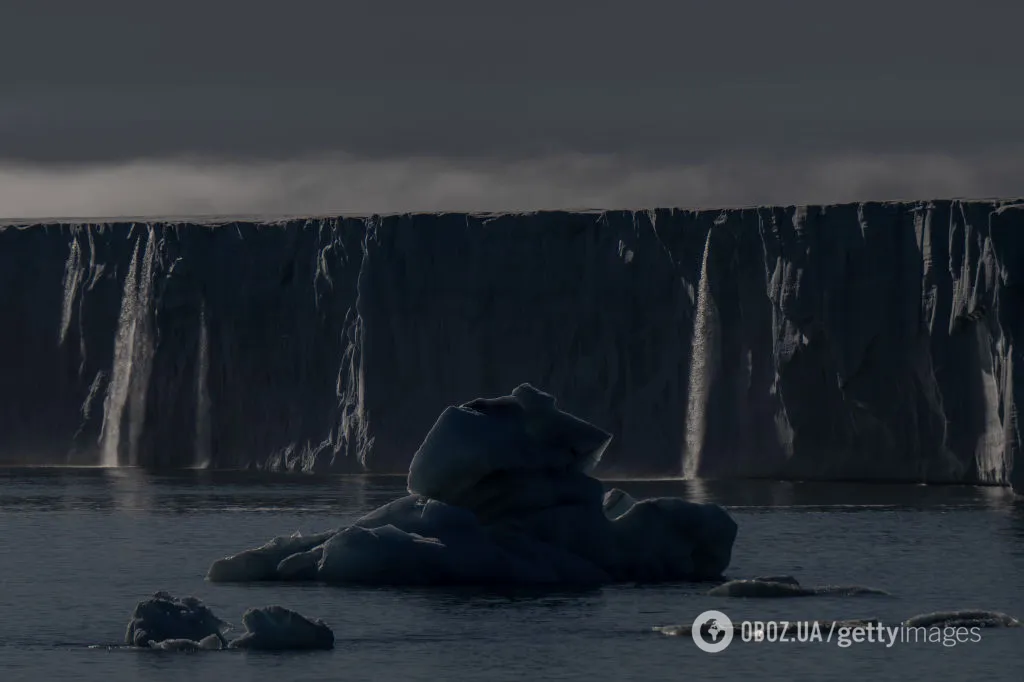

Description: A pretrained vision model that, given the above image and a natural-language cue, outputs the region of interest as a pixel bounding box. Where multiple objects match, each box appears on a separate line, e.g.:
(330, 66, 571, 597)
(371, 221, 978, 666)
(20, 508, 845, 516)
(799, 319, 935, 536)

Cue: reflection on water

(605, 477, 1019, 512)
(0, 468, 400, 514)
(0, 467, 1017, 514)
(1010, 498, 1024, 557)
(105, 468, 152, 513)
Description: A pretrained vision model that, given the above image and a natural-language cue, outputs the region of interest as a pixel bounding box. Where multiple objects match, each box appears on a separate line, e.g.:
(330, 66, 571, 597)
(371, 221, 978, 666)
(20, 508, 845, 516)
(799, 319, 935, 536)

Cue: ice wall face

(0, 202, 1020, 490)
(0, 220, 370, 472)
(755, 203, 1021, 487)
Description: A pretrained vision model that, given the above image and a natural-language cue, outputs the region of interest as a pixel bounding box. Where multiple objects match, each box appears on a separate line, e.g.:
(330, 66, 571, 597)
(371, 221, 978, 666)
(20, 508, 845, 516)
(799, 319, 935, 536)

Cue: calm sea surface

(1, 469, 1022, 682)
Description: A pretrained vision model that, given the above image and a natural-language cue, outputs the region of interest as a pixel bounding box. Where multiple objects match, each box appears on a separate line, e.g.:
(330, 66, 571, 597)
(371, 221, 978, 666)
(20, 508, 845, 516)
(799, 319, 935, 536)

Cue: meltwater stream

(682, 228, 718, 480)
(0, 470, 1021, 682)
(99, 231, 157, 469)
(194, 299, 211, 470)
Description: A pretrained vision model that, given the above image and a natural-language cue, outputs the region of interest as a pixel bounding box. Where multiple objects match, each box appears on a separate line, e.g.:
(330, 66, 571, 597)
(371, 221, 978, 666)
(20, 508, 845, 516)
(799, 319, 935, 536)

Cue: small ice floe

(125, 592, 231, 649)
(903, 611, 1021, 629)
(122, 592, 333, 651)
(707, 576, 889, 598)
(227, 606, 334, 651)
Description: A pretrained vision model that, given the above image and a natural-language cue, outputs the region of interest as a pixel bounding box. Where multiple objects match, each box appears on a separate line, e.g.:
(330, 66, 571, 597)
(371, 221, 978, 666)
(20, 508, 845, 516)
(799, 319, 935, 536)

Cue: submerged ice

(208, 385, 738, 586)
(707, 576, 891, 598)
(902, 611, 1021, 629)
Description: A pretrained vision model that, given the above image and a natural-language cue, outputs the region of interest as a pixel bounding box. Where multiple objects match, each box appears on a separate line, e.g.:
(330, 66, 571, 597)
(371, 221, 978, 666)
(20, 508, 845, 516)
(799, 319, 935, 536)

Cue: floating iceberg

(208, 384, 738, 586)
(124, 593, 333, 651)
(228, 606, 334, 650)
(125, 592, 230, 649)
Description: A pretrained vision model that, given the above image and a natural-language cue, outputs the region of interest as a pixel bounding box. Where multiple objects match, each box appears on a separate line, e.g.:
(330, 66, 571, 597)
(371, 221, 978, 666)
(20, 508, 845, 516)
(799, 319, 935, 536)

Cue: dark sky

(2, 0, 1022, 215)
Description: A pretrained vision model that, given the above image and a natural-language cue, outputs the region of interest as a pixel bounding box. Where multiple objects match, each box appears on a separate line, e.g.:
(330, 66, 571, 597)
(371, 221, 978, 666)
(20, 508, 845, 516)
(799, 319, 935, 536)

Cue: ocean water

(1, 470, 1022, 682)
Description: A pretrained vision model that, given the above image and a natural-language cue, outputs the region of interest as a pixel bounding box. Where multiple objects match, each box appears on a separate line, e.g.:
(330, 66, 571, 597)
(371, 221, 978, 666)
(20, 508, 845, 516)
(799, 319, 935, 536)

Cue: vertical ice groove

(77, 227, 99, 375)
(683, 228, 719, 479)
(59, 232, 83, 346)
(335, 218, 373, 468)
(643, 209, 673, 260)
(194, 297, 211, 469)
(976, 322, 1006, 483)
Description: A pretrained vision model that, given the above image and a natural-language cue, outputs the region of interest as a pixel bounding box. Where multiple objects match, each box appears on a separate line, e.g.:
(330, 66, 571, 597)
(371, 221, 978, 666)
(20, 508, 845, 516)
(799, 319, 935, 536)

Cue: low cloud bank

(1, 151, 1021, 220)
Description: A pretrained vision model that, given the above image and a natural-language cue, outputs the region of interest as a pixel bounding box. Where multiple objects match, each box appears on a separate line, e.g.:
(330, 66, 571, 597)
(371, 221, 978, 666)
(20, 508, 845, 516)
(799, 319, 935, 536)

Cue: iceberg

(123, 592, 334, 651)
(125, 592, 230, 649)
(227, 606, 334, 651)
(207, 384, 738, 586)
(205, 529, 338, 583)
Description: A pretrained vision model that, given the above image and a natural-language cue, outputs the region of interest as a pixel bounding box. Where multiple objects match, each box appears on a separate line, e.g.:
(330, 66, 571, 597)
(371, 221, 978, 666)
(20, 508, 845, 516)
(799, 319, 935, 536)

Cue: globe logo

(692, 610, 735, 653)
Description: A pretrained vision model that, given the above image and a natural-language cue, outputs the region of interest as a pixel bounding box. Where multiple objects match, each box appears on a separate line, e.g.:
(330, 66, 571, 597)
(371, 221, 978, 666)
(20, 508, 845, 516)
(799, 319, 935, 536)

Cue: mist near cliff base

(2, 151, 1022, 220)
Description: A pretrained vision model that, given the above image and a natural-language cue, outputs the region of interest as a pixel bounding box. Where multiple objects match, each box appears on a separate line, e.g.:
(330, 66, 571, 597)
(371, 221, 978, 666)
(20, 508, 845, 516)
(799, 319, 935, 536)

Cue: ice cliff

(0, 201, 1020, 491)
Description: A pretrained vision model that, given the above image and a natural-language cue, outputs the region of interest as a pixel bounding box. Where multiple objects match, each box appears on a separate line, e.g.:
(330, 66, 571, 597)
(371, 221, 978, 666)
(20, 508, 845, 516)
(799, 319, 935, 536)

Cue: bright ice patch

(227, 606, 334, 651)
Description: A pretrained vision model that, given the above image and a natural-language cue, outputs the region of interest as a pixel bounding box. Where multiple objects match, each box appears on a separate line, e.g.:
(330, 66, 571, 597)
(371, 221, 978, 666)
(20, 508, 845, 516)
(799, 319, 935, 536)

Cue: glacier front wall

(0, 202, 1020, 490)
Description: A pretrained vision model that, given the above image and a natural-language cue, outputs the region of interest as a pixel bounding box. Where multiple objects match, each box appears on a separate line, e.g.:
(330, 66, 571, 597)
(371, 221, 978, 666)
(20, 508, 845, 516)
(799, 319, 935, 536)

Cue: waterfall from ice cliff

(1, 203, 1019, 492)
(683, 229, 719, 480)
(194, 298, 212, 470)
(98, 229, 156, 468)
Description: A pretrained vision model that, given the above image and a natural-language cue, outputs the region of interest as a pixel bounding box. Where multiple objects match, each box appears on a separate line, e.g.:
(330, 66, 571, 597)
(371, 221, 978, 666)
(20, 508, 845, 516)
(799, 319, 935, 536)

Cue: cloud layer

(1, 152, 1020, 220)
(4, 3, 1022, 218)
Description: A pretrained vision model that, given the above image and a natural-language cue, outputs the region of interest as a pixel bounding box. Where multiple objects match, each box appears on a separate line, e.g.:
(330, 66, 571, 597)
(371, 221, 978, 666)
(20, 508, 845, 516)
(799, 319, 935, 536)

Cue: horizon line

(3, 196, 1022, 227)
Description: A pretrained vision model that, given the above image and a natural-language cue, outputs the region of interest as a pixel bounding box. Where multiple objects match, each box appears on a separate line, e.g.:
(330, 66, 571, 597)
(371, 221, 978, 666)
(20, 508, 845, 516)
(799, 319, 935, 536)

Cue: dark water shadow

(609, 478, 1019, 511)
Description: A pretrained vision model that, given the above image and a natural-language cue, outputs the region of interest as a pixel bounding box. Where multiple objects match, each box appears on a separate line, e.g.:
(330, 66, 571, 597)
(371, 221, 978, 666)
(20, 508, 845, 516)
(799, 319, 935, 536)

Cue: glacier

(0, 201, 1020, 491)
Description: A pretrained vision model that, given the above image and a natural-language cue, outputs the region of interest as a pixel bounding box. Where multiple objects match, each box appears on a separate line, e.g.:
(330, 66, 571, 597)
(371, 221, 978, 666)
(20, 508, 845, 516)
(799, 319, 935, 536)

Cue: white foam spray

(194, 298, 212, 469)
(99, 229, 156, 467)
(683, 230, 720, 479)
